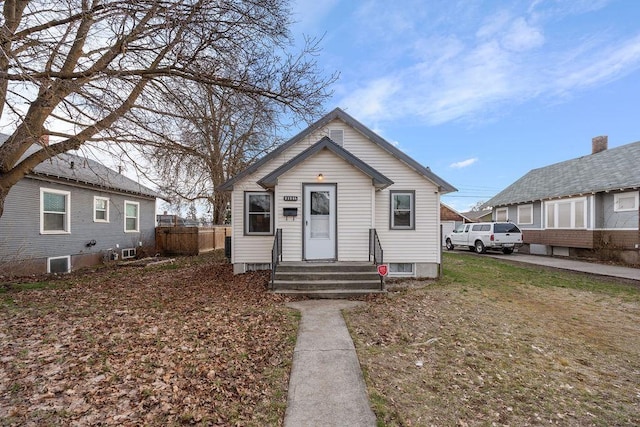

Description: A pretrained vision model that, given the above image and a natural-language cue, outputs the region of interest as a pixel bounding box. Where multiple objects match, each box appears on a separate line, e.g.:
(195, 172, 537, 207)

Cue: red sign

(377, 264, 388, 277)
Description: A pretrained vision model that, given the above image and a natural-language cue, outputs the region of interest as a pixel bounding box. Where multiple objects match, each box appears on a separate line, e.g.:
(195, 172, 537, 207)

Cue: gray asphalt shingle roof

(485, 140, 640, 207)
(1, 134, 158, 198)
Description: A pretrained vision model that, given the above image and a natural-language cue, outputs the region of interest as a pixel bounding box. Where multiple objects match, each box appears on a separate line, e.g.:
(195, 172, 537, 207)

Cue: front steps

(272, 261, 385, 298)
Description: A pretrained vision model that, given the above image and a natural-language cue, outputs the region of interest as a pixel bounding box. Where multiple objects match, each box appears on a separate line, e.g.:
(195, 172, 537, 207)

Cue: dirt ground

(0, 255, 298, 426)
(346, 254, 640, 426)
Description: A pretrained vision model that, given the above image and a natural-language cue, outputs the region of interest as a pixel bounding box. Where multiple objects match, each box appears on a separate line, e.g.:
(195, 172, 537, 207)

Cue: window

(517, 204, 533, 225)
(390, 191, 415, 229)
(494, 223, 521, 233)
(614, 192, 639, 212)
(94, 196, 109, 222)
(124, 201, 140, 232)
(545, 198, 587, 229)
(48, 256, 70, 273)
(122, 248, 136, 259)
(41, 188, 70, 234)
(245, 192, 273, 235)
(471, 224, 490, 231)
(389, 263, 414, 277)
(495, 208, 508, 222)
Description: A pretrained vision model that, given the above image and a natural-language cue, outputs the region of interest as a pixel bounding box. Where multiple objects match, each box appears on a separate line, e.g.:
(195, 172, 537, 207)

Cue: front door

(304, 184, 336, 260)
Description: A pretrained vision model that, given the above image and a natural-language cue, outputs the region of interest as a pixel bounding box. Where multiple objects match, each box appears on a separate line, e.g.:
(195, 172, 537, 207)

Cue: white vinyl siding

(124, 201, 140, 232)
(228, 118, 441, 266)
(40, 188, 70, 234)
(517, 204, 533, 225)
(94, 196, 109, 222)
(614, 192, 638, 212)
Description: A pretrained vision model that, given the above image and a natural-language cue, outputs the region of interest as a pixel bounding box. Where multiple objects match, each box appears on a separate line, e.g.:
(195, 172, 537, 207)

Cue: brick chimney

(592, 135, 608, 154)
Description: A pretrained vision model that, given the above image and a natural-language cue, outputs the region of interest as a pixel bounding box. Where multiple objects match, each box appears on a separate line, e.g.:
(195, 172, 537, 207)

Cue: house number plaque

(283, 196, 298, 201)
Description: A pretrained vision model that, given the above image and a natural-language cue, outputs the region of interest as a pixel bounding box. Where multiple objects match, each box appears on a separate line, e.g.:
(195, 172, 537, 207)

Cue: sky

(289, 0, 640, 213)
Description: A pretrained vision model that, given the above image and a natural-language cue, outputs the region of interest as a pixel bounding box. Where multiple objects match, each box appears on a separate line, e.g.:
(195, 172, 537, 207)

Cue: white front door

(304, 184, 336, 260)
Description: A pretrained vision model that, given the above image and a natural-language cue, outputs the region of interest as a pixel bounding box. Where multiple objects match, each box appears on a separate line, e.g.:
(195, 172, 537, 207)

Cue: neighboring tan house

(0, 135, 158, 275)
(484, 136, 640, 265)
(440, 203, 472, 246)
(460, 209, 492, 223)
(218, 108, 456, 280)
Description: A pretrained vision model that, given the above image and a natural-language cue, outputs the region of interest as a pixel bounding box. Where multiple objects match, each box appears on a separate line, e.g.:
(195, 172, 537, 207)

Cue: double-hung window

(495, 207, 508, 222)
(41, 188, 70, 234)
(517, 204, 533, 225)
(390, 191, 415, 229)
(245, 192, 273, 235)
(94, 196, 109, 222)
(124, 201, 140, 232)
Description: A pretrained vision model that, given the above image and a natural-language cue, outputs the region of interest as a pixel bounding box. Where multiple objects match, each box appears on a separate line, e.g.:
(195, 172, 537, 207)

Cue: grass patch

(346, 252, 640, 426)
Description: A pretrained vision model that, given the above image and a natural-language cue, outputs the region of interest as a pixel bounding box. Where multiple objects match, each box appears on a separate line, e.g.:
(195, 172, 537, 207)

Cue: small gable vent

(329, 129, 344, 146)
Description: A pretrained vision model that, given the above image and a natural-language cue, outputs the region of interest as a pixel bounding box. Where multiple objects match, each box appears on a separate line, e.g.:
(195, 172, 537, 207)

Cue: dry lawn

(346, 253, 640, 426)
(0, 253, 298, 426)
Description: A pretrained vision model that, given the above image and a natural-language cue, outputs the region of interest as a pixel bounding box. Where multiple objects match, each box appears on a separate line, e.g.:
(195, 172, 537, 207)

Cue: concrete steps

(272, 262, 385, 298)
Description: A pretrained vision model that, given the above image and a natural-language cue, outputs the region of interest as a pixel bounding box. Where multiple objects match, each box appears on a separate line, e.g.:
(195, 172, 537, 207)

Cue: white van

(445, 222, 523, 254)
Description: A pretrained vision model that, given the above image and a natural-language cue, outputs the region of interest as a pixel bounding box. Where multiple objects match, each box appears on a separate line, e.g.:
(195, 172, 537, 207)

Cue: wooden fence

(156, 226, 231, 256)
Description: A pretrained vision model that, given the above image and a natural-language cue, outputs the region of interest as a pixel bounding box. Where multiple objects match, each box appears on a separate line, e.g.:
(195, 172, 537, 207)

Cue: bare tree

(0, 0, 335, 218)
(143, 82, 281, 224)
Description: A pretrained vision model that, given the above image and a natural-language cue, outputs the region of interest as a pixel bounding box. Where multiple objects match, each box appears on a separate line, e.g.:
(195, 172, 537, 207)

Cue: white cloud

(450, 158, 478, 169)
(335, 1, 640, 126)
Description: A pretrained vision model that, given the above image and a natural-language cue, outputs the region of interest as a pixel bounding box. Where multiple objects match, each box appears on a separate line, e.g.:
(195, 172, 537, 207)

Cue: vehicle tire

(468, 246, 475, 251)
(474, 240, 486, 254)
(502, 248, 514, 254)
(445, 239, 454, 251)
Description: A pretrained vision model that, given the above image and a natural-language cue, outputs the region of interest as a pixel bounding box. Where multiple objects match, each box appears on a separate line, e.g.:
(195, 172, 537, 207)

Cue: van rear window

(494, 223, 521, 233)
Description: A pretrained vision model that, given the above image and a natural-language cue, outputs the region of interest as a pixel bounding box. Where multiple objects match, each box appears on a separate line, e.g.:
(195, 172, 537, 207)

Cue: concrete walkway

(486, 252, 640, 281)
(284, 300, 376, 427)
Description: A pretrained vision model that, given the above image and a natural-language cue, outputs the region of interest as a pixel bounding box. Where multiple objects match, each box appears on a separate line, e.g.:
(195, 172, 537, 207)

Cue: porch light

(317, 173, 324, 181)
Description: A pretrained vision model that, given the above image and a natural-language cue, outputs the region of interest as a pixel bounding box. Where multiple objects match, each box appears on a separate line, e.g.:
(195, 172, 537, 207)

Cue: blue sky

(290, 0, 640, 212)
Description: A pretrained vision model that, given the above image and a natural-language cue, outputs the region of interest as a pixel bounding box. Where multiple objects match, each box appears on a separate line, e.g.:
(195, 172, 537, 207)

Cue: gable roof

(257, 136, 394, 190)
(218, 107, 456, 193)
(485, 140, 640, 207)
(1, 134, 158, 198)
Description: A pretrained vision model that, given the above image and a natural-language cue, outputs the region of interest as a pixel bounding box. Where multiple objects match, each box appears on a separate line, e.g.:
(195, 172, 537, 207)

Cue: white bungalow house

(217, 108, 456, 289)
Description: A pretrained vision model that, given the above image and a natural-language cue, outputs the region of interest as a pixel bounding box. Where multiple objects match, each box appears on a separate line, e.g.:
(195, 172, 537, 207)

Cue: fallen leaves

(1, 256, 298, 426)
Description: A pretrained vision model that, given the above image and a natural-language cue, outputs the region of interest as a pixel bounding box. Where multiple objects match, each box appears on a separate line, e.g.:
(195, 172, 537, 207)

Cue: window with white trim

(614, 192, 638, 212)
(41, 188, 70, 234)
(245, 192, 273, 235)
(495, 208, 508, 222)
(390, 191, 415, 229)
(94, 196, 109, 222)
(389, 263, 414, 276)
(122, 248, 136, 259)
(124, 201, 140, 232)
(517, 204, 533, 225)
(48, 255, 70, 273)
(545, 197, 587, 229)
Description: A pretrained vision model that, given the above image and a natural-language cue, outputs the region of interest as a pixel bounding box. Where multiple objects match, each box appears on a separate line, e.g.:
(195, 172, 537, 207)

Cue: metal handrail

(369, 229, 384, 289)
(369, 228, 383, 265)
(270, 228, 282, 289)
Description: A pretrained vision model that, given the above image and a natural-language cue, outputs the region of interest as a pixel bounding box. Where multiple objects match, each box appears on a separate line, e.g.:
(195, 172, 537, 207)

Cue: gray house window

(245, 192, 273, 235)
(40, 188, 70, 234)
(124, 201, 140, 232)
(390, 191, 415, 229)
(48, 255, 70, 273)
(94, 196, 110, 222)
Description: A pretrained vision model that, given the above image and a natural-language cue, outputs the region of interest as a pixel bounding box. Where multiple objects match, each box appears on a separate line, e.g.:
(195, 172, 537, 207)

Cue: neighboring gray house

(484, 136, 640, 265)
(0, 135, 158, 275)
